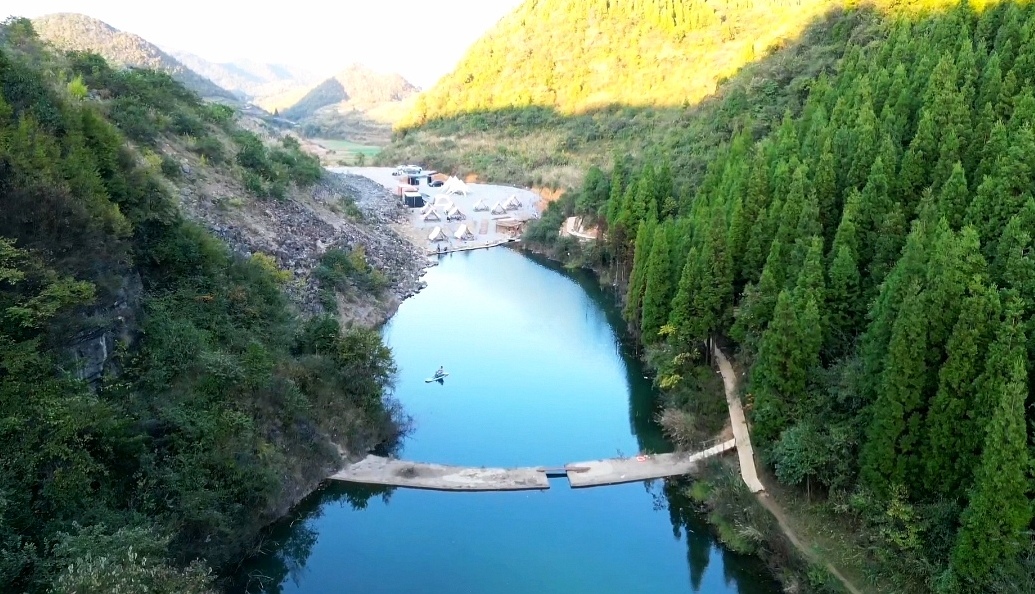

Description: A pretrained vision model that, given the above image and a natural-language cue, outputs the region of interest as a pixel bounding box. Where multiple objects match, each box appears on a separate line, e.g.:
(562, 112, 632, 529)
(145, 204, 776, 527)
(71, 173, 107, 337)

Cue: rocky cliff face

(63, 272, 142, 387)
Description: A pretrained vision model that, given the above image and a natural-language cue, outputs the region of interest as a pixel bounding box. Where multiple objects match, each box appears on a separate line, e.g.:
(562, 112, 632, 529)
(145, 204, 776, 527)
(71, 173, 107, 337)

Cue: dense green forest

(0, 19, 403, 593)
(530, 0, 1035, 591)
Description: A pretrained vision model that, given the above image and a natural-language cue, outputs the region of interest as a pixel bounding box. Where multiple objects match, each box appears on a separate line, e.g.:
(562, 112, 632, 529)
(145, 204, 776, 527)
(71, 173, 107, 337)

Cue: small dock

(565, 440, 737, 488)
(328, 455, 549, 491)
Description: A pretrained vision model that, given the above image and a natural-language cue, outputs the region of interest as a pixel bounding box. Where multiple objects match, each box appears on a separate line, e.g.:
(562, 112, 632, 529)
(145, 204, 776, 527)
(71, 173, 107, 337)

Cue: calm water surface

(235, 248, 778, 594)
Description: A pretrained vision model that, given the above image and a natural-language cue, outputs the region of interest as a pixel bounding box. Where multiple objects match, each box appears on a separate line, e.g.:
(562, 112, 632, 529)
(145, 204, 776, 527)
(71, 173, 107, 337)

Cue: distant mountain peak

(281, 64, 418, 120)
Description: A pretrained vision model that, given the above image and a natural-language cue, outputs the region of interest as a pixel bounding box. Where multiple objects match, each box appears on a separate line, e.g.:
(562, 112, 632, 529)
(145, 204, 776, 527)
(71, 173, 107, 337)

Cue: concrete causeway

(328, 455, 550, 491)
(565, 440, 737, 488)
(329, 440, 736, 491)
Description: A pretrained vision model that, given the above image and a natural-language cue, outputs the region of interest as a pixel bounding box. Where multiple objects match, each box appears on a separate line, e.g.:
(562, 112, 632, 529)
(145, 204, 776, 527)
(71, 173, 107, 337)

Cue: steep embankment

(0, 19, 421, 594)
(32, 12, 237, 101)
(527, 0, 1035, 591)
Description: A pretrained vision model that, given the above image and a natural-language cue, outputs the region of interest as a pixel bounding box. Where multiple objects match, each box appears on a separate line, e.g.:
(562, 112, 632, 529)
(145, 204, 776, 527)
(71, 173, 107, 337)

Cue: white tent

(428, 226, 448, 242)
(472, 199, 489, 211)
(422, 209, 441, 222)
(420, 203, 435, 215)
(490, 201, 507, 215)
(504, 195, 522, 210)
(443, 176, 469, 196)
(446, 206, 465, 220)
(433, 194, 454, 208)
(454, 224, 475, 240)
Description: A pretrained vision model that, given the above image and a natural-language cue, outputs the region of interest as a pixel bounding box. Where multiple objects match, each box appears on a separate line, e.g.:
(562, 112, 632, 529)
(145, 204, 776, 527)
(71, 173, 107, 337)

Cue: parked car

(429, 179, 444, 187)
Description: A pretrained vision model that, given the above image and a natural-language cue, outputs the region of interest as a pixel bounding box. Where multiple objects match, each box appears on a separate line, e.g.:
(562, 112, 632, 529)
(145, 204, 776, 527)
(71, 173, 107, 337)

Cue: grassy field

(310, 138, 382, 165)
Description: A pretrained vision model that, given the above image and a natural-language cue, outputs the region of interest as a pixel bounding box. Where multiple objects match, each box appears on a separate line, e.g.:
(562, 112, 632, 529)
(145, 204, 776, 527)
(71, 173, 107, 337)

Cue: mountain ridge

(169, 50, 321, 100)
(282, 63, 419, 121)
(31, 12, 237, 101)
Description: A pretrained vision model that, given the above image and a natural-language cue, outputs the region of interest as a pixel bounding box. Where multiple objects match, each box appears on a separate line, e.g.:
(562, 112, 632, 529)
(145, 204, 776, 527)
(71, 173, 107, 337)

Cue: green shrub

(171, 110, 206, 137)
(242, 171, 266, 197)
(108, 96, 157, 144)
(315, 247, 388, 302)
(191, 136, 225, 164)
(160, 155, 182, 179)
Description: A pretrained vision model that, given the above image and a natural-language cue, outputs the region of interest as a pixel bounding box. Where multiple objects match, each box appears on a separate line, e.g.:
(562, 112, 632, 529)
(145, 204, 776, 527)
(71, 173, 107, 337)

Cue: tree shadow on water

(226, 481, 396, 594)
(662, 480, 779, 594)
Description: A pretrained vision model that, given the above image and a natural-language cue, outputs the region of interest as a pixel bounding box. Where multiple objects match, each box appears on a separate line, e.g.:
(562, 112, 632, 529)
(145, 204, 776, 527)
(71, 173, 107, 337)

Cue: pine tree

(669, 246, 703, 347)
(938, 162, 969, 230)
(813, 141, 838, 244)
(750, 289, 800, 444)
(860, 282, 930, 492)
(898, 110, 936, 201)
(640, 226, 673, 341)
(857, 155, 893, 269)
(826, 243, 861, 360)
(696, 206, 733, 335)
(623, 217, 656, 325)
(951, 301, 1031, 585)
(922, 282, 1000, 498)
(993, 203, 1035, 315)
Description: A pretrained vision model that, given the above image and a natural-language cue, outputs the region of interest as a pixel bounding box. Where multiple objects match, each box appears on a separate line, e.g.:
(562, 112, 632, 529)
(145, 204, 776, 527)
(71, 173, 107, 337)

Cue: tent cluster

(441, 176, 469, 196)
(428, 224, 475, 243)
(504, 195, 522, 210)
(490, 201, 507, 215)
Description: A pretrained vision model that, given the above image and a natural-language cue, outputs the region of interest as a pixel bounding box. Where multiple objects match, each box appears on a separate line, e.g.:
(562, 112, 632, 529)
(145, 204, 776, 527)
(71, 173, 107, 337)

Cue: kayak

(425, 373, 449, 383)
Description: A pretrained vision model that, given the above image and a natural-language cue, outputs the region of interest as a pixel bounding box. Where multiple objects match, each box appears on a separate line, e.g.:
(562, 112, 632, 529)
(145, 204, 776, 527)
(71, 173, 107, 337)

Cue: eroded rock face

(64, 272, 142, 387)
(179, 169, 428, 325)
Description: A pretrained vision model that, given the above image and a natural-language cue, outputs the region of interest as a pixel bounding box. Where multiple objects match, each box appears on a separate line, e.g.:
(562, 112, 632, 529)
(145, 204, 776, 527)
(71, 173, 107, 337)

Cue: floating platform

(328, 455, 549, 491)
(565, 440, 737, 488)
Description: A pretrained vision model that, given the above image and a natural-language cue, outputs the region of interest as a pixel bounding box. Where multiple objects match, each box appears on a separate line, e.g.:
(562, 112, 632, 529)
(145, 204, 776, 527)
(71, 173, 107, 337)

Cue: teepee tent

(504, 195, 522, 210)
(490, 201, 507, 215)
(472, 199, 489, 211)
(428, 226, 448, 242)
(433, 194, 454, 208)
(443, 176, 469, 196)
(446, 206, 465, 220)
(454, 224, 475, 240)
(422, 209, 441, 222)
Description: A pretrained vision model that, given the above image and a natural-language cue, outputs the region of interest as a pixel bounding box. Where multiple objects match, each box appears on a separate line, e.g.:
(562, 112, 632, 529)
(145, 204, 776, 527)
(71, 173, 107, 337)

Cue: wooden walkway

(328, 439, 735, 492)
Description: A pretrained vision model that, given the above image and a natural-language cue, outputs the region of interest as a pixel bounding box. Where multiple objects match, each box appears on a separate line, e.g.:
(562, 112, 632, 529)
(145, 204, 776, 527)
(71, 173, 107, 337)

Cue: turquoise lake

(234, 247, 779, 594)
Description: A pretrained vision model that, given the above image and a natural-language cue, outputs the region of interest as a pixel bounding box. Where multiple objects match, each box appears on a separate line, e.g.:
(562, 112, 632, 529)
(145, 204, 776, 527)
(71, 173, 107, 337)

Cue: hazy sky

(3, 1, 525, 88)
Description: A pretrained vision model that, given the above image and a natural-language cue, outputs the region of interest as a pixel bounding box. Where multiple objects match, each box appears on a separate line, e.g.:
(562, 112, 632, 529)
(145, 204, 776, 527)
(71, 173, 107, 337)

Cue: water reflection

(231, 483, 396, 593)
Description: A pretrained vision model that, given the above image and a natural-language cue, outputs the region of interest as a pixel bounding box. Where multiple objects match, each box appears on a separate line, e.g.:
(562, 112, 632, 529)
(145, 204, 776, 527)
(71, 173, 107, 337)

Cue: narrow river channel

(235, 248, 779, 593)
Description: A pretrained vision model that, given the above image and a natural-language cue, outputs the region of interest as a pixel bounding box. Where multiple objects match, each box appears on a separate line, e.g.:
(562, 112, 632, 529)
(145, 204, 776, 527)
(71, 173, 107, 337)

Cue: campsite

(333, 166, 543, 255)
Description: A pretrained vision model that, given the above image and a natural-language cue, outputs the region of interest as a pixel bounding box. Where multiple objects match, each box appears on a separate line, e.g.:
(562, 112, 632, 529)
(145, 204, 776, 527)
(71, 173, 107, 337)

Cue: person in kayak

(435, 366, 445, 378)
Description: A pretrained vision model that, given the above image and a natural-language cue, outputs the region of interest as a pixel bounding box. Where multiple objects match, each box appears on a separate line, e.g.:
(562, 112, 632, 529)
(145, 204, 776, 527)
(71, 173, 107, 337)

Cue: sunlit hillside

(383, 0, 960, 188)
(401, 0, 840, 127)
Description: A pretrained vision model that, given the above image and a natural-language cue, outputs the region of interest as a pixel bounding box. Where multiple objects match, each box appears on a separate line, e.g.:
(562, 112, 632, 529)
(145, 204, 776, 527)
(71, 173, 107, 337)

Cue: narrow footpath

(712, 343, 865, 594)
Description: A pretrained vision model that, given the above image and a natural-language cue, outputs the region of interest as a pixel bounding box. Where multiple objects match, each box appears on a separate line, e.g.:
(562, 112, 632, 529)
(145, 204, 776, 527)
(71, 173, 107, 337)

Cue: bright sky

(3, 0, 525, 88)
